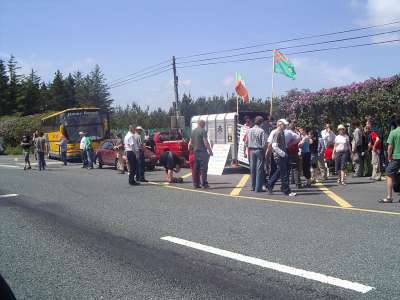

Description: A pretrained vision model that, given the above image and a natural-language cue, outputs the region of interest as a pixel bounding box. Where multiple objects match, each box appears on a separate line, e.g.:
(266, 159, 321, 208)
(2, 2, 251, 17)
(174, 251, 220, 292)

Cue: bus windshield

(63, 111, 104, 142)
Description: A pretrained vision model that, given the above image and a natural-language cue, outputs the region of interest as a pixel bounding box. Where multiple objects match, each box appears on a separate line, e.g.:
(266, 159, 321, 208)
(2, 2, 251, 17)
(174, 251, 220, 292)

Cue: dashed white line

(161, 236, 374, 294)
(0, 194, 19, 198)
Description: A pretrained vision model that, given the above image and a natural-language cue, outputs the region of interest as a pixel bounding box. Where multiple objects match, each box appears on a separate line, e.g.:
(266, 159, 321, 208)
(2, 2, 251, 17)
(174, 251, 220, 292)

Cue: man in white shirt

(124, 125, 140, 185)
(134, 126, 147, 182)
(321, 122, 336, 148)
(79, 131, 87, 168)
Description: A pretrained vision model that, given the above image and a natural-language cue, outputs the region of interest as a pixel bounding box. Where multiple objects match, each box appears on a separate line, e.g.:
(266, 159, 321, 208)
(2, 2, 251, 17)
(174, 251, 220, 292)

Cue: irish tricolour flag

(235, 72, 249, 103)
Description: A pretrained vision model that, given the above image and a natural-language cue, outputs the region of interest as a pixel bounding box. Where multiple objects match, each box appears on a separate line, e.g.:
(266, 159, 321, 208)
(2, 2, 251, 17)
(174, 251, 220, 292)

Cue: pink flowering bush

(281, 75, 400, 130)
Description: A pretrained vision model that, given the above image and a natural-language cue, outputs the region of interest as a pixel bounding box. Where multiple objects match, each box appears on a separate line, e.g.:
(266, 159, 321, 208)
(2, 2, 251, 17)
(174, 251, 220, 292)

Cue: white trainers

(288, 192, 297, 197)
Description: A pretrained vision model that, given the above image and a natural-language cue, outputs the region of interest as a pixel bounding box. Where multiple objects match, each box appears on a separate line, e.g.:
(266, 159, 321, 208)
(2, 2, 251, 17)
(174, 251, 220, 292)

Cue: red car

(95, 139, 158, 171)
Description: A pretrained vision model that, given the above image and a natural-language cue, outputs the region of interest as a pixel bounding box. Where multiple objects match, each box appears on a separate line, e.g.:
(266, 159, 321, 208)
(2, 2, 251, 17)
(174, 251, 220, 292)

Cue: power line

(176, 28, 400, 65)
(176, 19, 400, 59)
(108, 59, 171, 84)
(109, 64, 171, 87)
(109, 67, 172, 89)
(177, 38, 400, 69)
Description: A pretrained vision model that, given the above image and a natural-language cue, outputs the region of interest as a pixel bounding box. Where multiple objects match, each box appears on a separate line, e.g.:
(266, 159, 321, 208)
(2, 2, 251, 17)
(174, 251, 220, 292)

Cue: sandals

(378, 198, 393, 203)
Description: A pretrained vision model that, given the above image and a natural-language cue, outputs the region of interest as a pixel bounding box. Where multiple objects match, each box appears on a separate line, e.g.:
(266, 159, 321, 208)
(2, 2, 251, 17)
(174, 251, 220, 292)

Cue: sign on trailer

(207, 144, 231, 175)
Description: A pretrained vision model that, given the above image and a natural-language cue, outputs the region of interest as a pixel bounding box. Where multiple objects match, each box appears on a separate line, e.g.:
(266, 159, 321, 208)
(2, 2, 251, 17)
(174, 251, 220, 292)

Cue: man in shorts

(159, 149, 183, 183)
(379, 116, 400, 203)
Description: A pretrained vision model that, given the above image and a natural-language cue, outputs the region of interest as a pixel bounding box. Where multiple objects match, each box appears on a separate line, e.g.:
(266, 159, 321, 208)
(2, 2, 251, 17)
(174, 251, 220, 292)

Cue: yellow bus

(41, 108, 110, 160)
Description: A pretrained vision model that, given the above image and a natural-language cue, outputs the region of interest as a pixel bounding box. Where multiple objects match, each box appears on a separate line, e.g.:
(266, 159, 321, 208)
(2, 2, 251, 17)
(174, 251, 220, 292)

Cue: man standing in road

(59, 134, 68, 166)
(34, 132, 47, 171)
(124, 125, 140, 186)
(79, 131, 87, 168)
(351, 120, 363, 177)
(244, 116, 268, 192)
(267, 119, 296, 197)
(134, 126, 147, 182)
(189, 120, 213, 189)
(83, 132, 94, 169)
(379, 116, 400, 203)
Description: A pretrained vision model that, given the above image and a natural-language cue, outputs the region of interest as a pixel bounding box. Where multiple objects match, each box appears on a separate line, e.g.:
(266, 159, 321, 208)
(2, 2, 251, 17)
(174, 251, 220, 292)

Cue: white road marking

(0, 164, 18, 168)
(161, 236, 374, 294)
(0, 194, 18, 198)
(16, 161, 60, 166)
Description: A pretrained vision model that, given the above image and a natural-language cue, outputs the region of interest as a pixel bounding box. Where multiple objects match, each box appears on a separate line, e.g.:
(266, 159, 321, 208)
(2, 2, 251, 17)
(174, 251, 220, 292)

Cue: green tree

(6, 55, 22, 114)
(0, 59, 8, 115)
(39, 82, 51, 112)
(74, 71, 90, 107)
(49, 70, 66, 110)
(64, 73, 77, 108)
(86, 65, 113, 111)
(18, 69, 41, 115)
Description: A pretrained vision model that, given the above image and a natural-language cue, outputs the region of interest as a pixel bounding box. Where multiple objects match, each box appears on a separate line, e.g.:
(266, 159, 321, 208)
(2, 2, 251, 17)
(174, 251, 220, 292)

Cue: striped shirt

(245, 125, 268, 149)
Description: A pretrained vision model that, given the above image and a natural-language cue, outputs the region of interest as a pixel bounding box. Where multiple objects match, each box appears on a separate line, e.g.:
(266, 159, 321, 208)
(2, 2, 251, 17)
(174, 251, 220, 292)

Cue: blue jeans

(268, 155, 290, 195)
(193, 149, 209, 187)
(86, 149, 94, 168)
(250, 149, 265, 192)
(81, 150, 87, 167)
(37, 151, 45, 171)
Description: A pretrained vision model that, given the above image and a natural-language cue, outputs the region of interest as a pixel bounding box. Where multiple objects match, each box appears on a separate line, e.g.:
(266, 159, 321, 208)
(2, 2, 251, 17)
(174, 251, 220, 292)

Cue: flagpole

(270, 49, 276, 119)
(236, 95, 239, 115)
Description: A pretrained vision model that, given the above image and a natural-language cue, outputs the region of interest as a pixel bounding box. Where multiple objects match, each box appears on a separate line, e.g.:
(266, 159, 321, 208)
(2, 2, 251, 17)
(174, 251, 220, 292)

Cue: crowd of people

(17, 114, 400, 203)
(242, 115, 400, 202)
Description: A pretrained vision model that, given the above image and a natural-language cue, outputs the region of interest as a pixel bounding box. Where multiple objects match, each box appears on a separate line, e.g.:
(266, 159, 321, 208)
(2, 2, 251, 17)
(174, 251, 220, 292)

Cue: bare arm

(203, 137, 213, 156)
(372, 137, 380, 152)
(388, 144, 393, 161)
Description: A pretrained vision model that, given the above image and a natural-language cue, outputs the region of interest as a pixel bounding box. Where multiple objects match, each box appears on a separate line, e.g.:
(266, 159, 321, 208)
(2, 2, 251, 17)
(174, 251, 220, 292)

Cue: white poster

(207, 144, 231, 175)
(237, 125, 249, 166)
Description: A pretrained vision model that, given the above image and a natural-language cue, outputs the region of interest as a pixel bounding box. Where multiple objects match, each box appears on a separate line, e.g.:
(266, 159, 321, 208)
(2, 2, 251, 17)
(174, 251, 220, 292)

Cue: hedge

(281, 74, 400, 136)
(0, 113, 48, 147)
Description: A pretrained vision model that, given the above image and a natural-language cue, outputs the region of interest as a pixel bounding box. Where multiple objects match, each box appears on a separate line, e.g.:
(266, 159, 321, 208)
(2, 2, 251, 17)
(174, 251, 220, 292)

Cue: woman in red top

(366, 120, 382, 181)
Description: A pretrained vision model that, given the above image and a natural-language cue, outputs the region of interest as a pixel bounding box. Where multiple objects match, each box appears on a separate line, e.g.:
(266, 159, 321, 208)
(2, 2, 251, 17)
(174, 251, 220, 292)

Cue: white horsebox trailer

(190, 112, 269, 168)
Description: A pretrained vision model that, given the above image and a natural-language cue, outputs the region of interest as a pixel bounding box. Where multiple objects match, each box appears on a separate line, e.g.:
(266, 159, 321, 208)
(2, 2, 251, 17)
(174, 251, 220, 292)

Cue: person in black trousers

(124, 125, 140, 185)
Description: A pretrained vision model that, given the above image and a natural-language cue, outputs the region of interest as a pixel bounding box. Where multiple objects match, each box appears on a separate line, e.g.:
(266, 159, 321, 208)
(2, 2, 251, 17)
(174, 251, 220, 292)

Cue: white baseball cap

(278, 119, 289, 125)
(136, 126, 144, 130)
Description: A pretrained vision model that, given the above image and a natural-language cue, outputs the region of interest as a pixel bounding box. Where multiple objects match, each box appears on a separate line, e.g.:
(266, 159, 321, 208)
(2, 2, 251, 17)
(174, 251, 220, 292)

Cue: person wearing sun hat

(333, 124, 351, 185)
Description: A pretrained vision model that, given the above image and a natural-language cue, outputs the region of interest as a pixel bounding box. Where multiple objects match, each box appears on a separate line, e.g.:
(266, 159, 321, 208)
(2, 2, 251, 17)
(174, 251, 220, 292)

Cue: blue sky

(1, 0, 399, 109)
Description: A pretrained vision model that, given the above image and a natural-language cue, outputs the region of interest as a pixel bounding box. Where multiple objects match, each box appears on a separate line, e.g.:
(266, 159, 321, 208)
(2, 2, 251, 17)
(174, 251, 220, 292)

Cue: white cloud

(352, 0, 400, 43)
(366, 0, 400, 25)
(222, 75, 234, 87)
(292, 57, 365, 87)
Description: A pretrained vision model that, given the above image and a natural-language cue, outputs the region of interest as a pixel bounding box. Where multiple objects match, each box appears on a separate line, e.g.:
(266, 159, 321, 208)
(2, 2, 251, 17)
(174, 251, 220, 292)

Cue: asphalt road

(0, 155, 399, 299)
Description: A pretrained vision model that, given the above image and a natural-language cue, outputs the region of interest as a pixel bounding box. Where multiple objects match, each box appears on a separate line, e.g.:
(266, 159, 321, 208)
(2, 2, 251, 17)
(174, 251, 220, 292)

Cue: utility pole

(172, 56, 179, 118)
